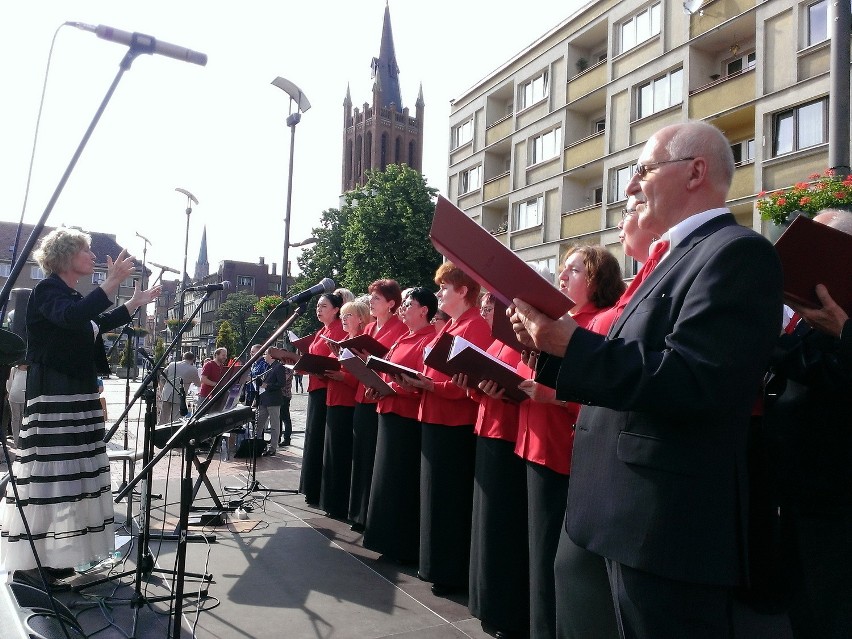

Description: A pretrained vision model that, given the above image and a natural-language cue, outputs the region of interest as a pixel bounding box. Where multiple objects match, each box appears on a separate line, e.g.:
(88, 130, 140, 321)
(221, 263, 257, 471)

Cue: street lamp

(271, 76, 311, 298)
(175, 187, 198, 355)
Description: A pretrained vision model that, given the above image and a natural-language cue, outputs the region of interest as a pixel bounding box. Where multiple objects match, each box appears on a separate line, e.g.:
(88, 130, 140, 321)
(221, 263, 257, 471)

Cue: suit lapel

(608, 214, 738, 339)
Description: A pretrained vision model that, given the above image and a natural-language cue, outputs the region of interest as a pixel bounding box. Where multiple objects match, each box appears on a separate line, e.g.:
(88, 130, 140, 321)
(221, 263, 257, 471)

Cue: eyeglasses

(621, 208, 637, 220)
(634, 157, 695, 179)
(401, 301, 420, 310)
(341, 313, 355, 320)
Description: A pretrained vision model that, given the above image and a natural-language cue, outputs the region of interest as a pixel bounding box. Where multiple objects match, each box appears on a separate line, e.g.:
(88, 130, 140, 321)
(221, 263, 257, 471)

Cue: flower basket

(757, 169, 852, 226)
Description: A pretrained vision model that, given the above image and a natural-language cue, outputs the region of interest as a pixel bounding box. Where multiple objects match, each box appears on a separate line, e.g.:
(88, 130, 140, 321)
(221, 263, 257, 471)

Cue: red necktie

(616, 240, 669, 310)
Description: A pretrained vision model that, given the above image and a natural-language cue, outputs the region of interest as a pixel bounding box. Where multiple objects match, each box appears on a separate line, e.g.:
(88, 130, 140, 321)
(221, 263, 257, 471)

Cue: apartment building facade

(446, 0, 839, 279)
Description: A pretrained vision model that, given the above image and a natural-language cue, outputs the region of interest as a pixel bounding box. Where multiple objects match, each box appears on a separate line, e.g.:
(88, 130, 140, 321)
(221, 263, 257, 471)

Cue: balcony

(483, 172, 510, 200)
(729, 162, 755, 201)
(690, 0, 757, 38)
(486, 115, 513, 146)
(565, 132, 604, 171)
(567, 61, 606, 103)
(689, 68, 755, 120)
(561, 205, 602, 239)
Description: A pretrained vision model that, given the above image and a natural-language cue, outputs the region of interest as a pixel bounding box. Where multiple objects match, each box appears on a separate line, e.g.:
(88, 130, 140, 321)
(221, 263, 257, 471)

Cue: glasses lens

(635, 164, 647, 177)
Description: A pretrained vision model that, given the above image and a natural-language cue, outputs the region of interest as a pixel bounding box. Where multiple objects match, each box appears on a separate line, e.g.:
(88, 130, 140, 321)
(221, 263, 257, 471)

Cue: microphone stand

(225, 306, 305, 498)
(116, 300, 309, 639)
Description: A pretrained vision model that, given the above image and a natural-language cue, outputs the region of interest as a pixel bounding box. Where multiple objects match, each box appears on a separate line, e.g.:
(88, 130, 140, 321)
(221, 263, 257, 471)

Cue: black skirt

(526, 460, 570, 639)
(363, 412, 421, 562)
(419, 421, 476, 589)
(348, 401, 379, 527)
(319, 404, 354, 518)
(469, 436, 530, 633)
(299, 388, 327, 504)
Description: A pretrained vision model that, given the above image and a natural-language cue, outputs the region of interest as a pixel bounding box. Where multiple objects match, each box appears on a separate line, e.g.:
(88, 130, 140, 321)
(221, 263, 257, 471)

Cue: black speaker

(9, 582, 83, 637)
(235, 437, 266, 458)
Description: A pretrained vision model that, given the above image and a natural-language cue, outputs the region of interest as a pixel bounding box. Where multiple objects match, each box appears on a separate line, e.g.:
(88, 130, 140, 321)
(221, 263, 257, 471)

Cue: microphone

(185, 281, 231, 293)
(66, 22, 208, 66)
(150, 261, 180, 274)
(283, 278, 336, 306)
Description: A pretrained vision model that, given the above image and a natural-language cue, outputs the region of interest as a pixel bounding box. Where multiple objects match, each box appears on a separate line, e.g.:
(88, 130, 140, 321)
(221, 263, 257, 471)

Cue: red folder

(321, 333, 390, 358)
(774, 215, 852, 314)
(365, 355, 425, 380)
(338, 350, 394, 397)
(290, 332, 316, 355)
(491, 299, 529, 354)
(430, 195, 574, 319)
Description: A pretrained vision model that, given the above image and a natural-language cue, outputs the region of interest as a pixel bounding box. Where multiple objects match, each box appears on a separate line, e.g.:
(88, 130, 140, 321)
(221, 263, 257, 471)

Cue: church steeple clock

(342, 3, 424, 193)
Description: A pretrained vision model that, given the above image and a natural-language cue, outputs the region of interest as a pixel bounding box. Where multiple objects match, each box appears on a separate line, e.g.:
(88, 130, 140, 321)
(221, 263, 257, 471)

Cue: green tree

(153, 337, 166, 362)
(216, 320, 238, 357)
(216, 291, 260, 355)
(342, 164, 441, 294)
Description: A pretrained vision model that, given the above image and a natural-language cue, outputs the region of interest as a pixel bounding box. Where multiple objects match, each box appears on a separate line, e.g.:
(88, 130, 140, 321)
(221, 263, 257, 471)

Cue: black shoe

(261, 448, 276, 456)
(279, 438, 291, 446)
(430, 582, 458, 597)
(13, 569, 72, 592)
(350, 523, 365, 532)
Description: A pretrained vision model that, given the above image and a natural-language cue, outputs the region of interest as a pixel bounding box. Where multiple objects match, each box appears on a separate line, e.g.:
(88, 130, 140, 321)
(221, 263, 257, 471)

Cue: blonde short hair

(34, 227, 91, 276)
(341, 298, 371, 328)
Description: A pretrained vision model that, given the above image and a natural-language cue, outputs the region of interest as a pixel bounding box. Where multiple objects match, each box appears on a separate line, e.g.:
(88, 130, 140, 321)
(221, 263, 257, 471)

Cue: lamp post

(135, 231, 152, 353)
(175, 187, 198, 355)
(271, 77, 311, 298)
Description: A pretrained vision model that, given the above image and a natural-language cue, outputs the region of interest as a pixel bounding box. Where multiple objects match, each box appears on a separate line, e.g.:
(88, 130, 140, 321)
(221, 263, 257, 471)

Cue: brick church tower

(342, 3, 424, 193)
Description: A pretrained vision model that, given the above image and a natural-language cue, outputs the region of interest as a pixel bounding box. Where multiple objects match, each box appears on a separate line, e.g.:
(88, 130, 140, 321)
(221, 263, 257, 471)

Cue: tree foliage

(291, 164, 441, 335)
(216, 320, 238, 357)
(216, 291, 260, 355)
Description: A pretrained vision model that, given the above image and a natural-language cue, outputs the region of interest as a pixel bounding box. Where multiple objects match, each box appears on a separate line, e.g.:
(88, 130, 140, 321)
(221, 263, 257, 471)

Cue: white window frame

(807, 0, 828, 47)
(619, 2, 661, 54)
(731, 138, 756, 165)
(0, 263, 11, 277)
(460, 165, 482, 194)
(725, 50, 756, 76)
(30, 266, 45, 280)
(637, 68, 683, 119)
(611, 163, 637, 203)
(514, 195, 544, 231)
(237, 275, 255, 288)
(772, 98, 827, 156)
(529, 127, 561, 166)
(92, 271, 106, 285)
(453, 118, 473, 149)
(526, 257, 557, 282)
(518, 71, 549, 110)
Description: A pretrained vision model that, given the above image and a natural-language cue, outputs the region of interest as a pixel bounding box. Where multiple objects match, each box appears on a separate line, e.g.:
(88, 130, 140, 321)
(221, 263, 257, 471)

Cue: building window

(637, 68, 683, 119)
(530, 128, 560, 165)
(526, 257, 557, 281)
(460, 165, 482, 194)
(773, 98, 827, 156)
(731, 139, 756, 165)
(92, 271, 106, 285)
(726, 51, 756, 76)
(808, 0, 828, 46)
(514, 195, 544, 231)
(594, 118, 606, 133)
(518, 71, 549, 110)
(237, 275, 254, 288)
(0, 263, 10, 278)
(30, 266, 45, 280)
(592, 186, 604, 204)
(611, 164, 637, 202)
(620, 2, 661, 53)
(453, 119, 473, 149)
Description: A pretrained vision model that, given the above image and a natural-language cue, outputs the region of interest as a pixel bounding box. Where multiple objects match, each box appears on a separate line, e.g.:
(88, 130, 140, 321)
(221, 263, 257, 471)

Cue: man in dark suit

(511, 121, 783, 638)
(765, 208, 852, 639)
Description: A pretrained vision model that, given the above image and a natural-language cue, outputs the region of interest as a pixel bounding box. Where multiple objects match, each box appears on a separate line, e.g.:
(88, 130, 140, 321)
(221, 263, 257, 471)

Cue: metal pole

(175, 188, 198, 357)
(281, 112, 301, 297)
(829, 0, 851, 178)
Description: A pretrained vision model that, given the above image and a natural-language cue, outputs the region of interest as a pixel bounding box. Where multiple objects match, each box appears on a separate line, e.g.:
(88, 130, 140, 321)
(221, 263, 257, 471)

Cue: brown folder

(491, 299, 530, 354)
(365, 355, 425, 380)
(289, 332, 316, 355)
(292, 353, 340, 375)
(338, 350, 395, 397)
(322, 333, 390, 358)
(429, 195, 574, 319)
(774, 215, 852, 314)
(422, 334, 527, 403)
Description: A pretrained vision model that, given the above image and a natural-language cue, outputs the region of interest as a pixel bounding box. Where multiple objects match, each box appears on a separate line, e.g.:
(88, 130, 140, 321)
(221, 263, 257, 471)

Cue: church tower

(342, 3, 424, 193)
(194, 225, 209, 281)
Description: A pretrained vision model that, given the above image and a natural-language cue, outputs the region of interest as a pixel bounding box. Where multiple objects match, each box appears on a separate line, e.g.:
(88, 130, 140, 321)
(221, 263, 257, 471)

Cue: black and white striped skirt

(1, 364, 114, 573)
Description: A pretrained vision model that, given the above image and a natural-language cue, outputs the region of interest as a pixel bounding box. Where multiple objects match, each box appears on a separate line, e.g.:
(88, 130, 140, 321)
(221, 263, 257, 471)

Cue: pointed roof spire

(344, 83, 352, 107)
(194, 225, 209, 281)
(369, 2, 403, 109)
(416, 82, 425, 109)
